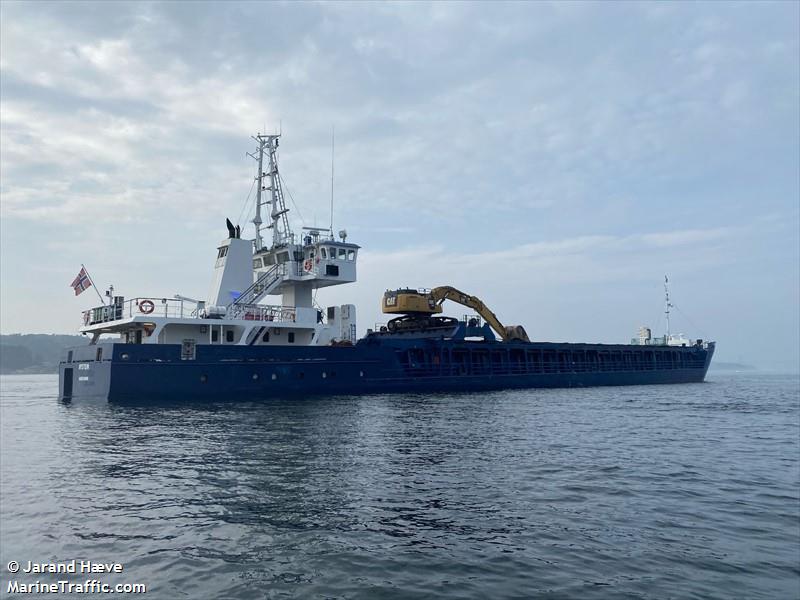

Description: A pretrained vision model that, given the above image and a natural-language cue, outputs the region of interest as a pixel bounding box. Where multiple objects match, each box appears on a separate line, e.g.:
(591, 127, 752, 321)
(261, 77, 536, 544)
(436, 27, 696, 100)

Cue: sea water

(1, 372, 798, 599)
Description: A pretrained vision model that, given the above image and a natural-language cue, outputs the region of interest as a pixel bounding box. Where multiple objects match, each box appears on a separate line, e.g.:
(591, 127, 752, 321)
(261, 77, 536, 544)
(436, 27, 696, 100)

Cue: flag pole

(81, 264, 107, 304)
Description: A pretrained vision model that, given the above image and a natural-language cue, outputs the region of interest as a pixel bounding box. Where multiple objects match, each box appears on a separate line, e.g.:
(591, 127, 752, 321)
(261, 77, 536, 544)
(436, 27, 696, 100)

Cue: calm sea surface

(1, 372, 798, 599)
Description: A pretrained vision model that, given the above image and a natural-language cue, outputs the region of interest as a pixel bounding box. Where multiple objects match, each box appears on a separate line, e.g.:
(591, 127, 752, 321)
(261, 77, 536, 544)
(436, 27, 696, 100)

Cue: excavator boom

(428, 286, 510, 341)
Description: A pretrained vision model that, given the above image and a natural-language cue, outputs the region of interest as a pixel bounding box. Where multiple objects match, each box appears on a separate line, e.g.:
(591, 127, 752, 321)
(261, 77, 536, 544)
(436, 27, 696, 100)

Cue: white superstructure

(79, 132, 359, 351)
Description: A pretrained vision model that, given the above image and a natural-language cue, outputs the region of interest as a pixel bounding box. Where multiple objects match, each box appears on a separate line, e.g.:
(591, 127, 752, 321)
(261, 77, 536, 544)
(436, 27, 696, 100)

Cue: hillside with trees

(0, 334, 88, 374)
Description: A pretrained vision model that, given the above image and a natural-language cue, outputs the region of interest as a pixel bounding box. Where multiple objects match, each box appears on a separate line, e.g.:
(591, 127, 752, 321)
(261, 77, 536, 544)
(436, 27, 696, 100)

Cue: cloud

(637, 227, 734, 248)
(2, 1, 796, 233)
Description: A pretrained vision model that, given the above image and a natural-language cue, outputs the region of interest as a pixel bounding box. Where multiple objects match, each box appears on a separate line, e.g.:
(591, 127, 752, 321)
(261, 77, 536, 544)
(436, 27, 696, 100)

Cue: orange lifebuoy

(303, 259, 313, 272)
(139, 299, 155, 314)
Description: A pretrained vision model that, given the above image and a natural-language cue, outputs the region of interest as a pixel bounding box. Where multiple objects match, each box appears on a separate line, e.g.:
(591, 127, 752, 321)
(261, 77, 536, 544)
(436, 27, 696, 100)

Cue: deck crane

(381, 286, 530, 342)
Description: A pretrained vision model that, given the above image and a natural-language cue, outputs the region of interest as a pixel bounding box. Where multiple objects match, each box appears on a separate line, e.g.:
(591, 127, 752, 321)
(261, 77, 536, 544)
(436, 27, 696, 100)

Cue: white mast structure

(248, 133, 291, 251)
(664, 275, 673, 339)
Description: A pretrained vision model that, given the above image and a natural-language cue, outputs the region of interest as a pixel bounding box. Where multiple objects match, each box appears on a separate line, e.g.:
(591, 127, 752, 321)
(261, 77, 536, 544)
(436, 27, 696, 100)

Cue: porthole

(322, 371, 327, 379)
(200, 374, 208, 383)
(359, 371, 364, 377)
(252, 373, 259, 380)
(121, 353, 130, 360)
(271, 373, 277, 381)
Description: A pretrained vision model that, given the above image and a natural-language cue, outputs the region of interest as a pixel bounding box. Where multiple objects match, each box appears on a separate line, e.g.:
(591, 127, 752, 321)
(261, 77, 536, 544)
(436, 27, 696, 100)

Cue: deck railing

(82, 298, 296, 326)
(225, 303, 296, 323)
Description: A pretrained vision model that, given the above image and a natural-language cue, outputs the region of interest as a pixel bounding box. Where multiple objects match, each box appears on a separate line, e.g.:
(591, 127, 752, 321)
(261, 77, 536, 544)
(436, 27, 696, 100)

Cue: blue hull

(58, 337, 715, 403)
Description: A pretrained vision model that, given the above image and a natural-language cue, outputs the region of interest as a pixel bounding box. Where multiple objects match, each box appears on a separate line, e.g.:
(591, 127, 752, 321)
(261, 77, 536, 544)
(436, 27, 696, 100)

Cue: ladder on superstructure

(225, 264, 283, 318)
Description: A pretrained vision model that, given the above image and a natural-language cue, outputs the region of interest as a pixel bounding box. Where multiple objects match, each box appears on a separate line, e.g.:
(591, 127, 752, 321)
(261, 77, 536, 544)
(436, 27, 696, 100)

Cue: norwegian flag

(70, 267, 92, 296)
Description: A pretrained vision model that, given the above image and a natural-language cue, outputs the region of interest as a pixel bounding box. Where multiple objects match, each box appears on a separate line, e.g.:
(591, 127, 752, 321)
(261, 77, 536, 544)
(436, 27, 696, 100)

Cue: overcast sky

(1, 1, 798, 370)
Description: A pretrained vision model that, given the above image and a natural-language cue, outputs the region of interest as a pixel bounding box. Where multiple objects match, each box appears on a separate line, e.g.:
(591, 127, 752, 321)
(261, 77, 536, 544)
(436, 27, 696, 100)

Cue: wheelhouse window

(338, 248, 346, 260)
(253, 258, 263, 269)
(321, 248, 327, 259)
(217, 247, 228, 259)
(347, 249, 355, 260)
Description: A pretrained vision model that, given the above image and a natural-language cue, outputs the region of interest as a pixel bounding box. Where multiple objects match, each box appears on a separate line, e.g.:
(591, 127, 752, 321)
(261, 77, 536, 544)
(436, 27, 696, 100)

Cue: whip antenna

(330, 126, 335, 238)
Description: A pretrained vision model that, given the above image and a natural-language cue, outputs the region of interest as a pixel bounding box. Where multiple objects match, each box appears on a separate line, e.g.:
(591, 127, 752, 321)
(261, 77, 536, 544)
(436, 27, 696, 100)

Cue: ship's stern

(58, 342, 115, 401)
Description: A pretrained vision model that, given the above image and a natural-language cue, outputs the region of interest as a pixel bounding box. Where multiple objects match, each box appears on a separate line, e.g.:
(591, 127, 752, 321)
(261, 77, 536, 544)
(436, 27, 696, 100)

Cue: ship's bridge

(253, 237, 359, 292)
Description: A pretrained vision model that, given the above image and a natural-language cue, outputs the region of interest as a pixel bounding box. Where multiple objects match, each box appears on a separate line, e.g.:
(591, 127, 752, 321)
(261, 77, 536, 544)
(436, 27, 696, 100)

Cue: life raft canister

(139, 299, 155, 314)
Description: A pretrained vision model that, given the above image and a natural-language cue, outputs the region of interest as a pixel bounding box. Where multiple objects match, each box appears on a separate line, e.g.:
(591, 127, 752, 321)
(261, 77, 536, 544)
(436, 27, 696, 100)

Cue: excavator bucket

(504, 325, 530, 342)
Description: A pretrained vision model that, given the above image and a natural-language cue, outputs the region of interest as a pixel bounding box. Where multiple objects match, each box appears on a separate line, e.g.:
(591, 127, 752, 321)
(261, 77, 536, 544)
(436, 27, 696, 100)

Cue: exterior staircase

(225, 264, 283, 317)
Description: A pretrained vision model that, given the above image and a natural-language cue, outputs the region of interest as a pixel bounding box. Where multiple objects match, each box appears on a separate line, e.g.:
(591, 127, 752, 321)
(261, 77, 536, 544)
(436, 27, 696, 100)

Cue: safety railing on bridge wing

(82, 298, 201, 326)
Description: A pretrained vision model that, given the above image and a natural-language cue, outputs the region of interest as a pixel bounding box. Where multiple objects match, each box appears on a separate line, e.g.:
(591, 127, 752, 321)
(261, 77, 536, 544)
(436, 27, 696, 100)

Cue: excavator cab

(381, 289, 456, 333)
(382, 289, 442, 315)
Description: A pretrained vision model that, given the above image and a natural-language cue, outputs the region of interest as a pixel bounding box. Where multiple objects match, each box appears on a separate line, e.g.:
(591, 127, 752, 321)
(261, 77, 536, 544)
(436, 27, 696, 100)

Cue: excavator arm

(428, 286, 529, 342)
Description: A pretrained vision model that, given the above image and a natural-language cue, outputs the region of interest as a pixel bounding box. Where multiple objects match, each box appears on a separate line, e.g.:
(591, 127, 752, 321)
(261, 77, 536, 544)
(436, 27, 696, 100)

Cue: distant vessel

(58, 133, 714, 402)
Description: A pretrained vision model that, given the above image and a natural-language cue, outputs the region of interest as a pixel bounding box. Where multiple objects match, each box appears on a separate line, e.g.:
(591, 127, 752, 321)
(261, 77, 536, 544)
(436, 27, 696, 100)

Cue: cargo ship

(58, 133, 714, 402)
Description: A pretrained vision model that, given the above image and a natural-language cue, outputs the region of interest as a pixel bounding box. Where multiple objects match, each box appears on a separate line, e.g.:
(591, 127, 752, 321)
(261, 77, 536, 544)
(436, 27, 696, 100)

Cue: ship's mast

(664, 275, 673, 338)
(248, 133, 292, 251)
(248, 135, 266, 251)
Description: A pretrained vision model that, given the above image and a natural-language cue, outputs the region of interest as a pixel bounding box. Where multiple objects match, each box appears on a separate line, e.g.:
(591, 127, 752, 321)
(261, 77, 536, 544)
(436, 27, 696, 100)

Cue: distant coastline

(709, 362, 757, 372)
(0, 334, 88, 374)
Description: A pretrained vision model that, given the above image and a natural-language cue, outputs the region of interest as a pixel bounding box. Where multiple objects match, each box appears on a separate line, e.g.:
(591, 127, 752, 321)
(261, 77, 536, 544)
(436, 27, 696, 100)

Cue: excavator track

(387, 315, 459, 333)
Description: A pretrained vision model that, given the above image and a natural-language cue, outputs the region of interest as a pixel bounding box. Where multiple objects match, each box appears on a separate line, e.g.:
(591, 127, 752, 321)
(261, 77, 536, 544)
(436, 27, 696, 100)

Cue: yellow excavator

(381, 286, 530, 342)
